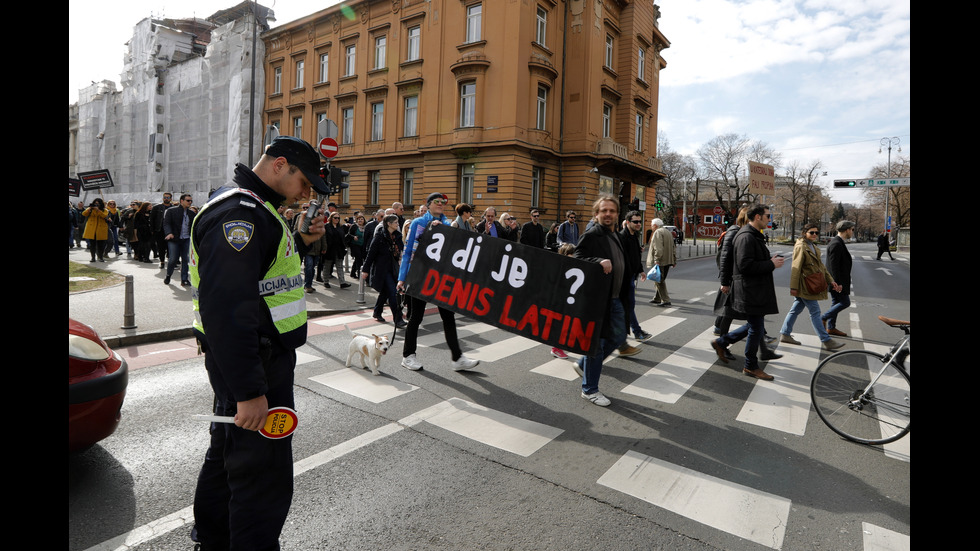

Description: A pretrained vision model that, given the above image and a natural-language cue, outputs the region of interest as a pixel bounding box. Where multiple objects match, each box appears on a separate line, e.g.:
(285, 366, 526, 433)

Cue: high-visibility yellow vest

(190, 187, 305, 339)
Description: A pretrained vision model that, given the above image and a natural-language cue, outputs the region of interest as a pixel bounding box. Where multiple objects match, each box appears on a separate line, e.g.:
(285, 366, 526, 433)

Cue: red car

(69, 318, 128, 452)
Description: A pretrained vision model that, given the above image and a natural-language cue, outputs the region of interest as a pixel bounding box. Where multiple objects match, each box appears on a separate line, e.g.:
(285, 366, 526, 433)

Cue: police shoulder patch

(223, 220, 254, 251)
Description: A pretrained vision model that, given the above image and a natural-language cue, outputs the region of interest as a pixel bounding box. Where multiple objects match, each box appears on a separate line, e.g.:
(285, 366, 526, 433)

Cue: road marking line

(736, 333, 820, 435)
(309, 368, 418, 403)
(531, 357, 581, 380)
(415, 397, 563, 457)
(862, 341, 910, 463)
(467, 334, 540, 362)
(862, 522, 910, 550)
(598, 450, 790, 549)
(621, 327, 715, 404)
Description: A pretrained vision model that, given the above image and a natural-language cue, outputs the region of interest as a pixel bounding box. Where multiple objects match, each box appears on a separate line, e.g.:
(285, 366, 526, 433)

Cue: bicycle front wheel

(811, 350, 910, 445)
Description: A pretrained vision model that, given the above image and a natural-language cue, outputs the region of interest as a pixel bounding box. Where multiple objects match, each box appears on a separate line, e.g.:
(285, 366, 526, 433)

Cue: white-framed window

(402, 169, 414, 204)
(605, 35, 614, 68)
(369, 171, 380, 204)
(371, 102, 384, 141)
(535, 7, 547, 46)
(466, 3, 482, 43)
(345, 44, 356, 76)
(404, 95, 418, 137)
(319, 53, 329, 82)
(460, 82, 476, 127)
(602, 104, 611, 138)
(407, 26, 420, 61)
(460, 163, 475, 204)
(342, 107, 354, 144)
(638, 47, 646, 81)
(635, 113, 643, 151)
(535, 85, 547, 130)
(374, 36, 386, 69)
(295, 60, 304, 88)
(531, 167, 542, 208)
(293, 116, 302, 138)
(273, 66, 282, 94)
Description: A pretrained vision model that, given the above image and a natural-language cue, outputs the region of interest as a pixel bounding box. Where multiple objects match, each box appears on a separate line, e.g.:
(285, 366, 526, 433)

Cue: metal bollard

(356, 275, 366, 304)
(121, 275, 137, 329)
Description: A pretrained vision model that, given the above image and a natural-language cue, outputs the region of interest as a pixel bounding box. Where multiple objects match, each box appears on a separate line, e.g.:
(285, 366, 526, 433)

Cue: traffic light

(833, 179, 857, 188)
(323, 165, 349, 195)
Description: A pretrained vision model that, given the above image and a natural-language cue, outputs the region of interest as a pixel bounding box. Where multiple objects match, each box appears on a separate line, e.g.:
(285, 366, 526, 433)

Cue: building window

(460, 163, 475, 204)
(402, 169, 414, 204)
(602, 104, 611, 138)
(466, 4, 482, 43)
(535, 7, 547, 46)
(407, 26, 420, 61)
(295, 60, 304, 88)
(273, 67, 282, 94)
(404, 95, 418, 137)
(635, 114, 643, 151)
(460, 82, 476, 128)
(531, 167, 542, 208)
(605, 35, 614, 68)
(342, 107, 354, 144)
(293, 116, 302, 138)
(371, 102, 384, 141)
(638, 47, 646, 81)
(345, 44, 356, 76)
(319, 53, 329, 82)
(369, 171, 380, 205)
(535, 85, 547, 130)
(374, 36, 386, 69)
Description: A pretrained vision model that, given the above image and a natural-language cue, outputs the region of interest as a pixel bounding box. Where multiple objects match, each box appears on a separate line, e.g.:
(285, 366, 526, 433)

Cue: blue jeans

(166, 238, 191, 282)
(625, 278, 643, 336)
(304, 255, 317, 288)
(780, 297, 830, 341)
(821, 289, 850, 330)
(579, 298, 627, 395)
(744, 315, 766, 369)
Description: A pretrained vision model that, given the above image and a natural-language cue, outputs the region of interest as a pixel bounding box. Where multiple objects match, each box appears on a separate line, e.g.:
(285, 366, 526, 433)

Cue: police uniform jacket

(192, 164, 308, 403)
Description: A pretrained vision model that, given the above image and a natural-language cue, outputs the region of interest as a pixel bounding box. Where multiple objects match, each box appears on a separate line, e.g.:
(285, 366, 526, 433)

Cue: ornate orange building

(263, 0, 669, 221)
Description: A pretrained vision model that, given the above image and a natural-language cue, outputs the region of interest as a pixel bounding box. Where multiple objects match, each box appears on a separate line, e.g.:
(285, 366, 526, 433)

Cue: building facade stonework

(263, 0, 669, 222)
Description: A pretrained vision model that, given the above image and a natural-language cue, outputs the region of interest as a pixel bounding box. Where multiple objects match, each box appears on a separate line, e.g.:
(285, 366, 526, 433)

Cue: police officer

(190, 136, 328, 550)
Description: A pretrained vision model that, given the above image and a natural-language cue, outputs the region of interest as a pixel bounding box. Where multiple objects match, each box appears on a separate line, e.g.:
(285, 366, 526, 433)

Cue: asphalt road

(69, 241, 910, 551)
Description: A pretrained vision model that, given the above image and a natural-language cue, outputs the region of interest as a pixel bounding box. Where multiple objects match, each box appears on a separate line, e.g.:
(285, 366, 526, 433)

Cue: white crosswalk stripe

(862, 522, 911, 550)
(621, 327, 717, 404)
(598, 450, 791, 549)
(736, 333, 822, 435)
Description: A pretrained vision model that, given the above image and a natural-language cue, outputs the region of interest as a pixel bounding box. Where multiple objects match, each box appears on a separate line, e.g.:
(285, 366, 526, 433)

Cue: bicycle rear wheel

(811, 350, 910, 445)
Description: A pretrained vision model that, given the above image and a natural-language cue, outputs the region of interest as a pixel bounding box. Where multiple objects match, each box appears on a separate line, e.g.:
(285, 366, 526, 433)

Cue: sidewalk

(68, 247, 371, 348)
(69, 241, 722, 348)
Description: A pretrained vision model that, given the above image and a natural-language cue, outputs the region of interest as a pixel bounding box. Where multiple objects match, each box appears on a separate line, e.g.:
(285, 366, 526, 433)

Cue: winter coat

(788, 237, 834, 301)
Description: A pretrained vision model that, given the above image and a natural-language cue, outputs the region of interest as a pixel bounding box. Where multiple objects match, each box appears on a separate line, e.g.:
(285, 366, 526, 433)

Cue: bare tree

(864, 155, 910, 229)
(655, 134, 698, 225)
(697, 133, 782, 214)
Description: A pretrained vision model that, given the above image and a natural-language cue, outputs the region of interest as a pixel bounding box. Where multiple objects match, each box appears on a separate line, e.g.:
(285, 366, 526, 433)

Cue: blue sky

(70, 1, 910, 202)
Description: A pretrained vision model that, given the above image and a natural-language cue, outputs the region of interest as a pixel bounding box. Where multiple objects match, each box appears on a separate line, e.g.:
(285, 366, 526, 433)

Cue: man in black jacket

(150, 192, 173, 267)
(619, 211, 652, 343)
(163, 194, 196, 286)
(727, 204, 785, 381)
(821, 220, 855, 337)
(519, 209, 546, 248)
(572, 196, 635, 407)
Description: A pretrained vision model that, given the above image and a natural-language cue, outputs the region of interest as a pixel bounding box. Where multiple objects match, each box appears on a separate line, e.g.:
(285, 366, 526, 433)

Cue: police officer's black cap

(266, 136, 329, 195)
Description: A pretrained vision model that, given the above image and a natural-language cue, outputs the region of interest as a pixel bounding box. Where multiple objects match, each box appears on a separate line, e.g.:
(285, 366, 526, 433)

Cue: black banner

(405, 224, 610, 356)
(68, 178, 82, 197)
(78, 169, 114, 190)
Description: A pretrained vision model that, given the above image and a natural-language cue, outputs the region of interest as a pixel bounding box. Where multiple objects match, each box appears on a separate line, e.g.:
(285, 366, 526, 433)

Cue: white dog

(346, 333, 391, 375)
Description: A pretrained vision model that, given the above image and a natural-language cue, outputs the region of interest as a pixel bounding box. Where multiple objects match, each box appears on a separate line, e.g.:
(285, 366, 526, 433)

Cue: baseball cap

(265, 136, 329, 195)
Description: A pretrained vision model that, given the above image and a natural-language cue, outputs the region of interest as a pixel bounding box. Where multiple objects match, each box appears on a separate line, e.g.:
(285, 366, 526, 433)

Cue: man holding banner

(397, 192, 480, 372)
(573, 196, 631, 407)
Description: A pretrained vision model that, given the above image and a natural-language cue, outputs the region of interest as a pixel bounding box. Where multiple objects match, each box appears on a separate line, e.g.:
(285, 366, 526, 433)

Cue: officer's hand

(299, 216, 326, 245)
(235, 395, 269, 431)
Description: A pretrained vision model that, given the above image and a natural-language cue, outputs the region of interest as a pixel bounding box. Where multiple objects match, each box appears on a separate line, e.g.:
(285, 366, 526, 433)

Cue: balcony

(596, 138, 628, 159)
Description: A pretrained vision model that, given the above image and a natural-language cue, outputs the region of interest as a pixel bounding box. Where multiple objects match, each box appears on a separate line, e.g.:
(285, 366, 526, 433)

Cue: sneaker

(822, 338, 845, 351)
(551, 347, 568, 359)
(401, 354, 423, 371)
(340, 282, 352, 289)
(572, 358, 584, 377)
(618, 345, 642, 357)
(634, 330, 653, 341)
(780, 334, 801, 345)
(581, 391, 611, 407)
(451, 354, 480, 371)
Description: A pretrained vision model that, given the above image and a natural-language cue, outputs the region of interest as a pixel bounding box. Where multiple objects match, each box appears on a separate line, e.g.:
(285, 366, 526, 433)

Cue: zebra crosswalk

(298, 306, 909, 550)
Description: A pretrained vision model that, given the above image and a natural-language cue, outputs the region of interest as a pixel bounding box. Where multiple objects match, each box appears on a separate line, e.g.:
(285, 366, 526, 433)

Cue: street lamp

(878, 137, 900, 233)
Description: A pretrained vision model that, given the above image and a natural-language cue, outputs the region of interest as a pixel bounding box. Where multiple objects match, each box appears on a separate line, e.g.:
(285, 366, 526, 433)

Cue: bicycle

(810, 315, 910, 445)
